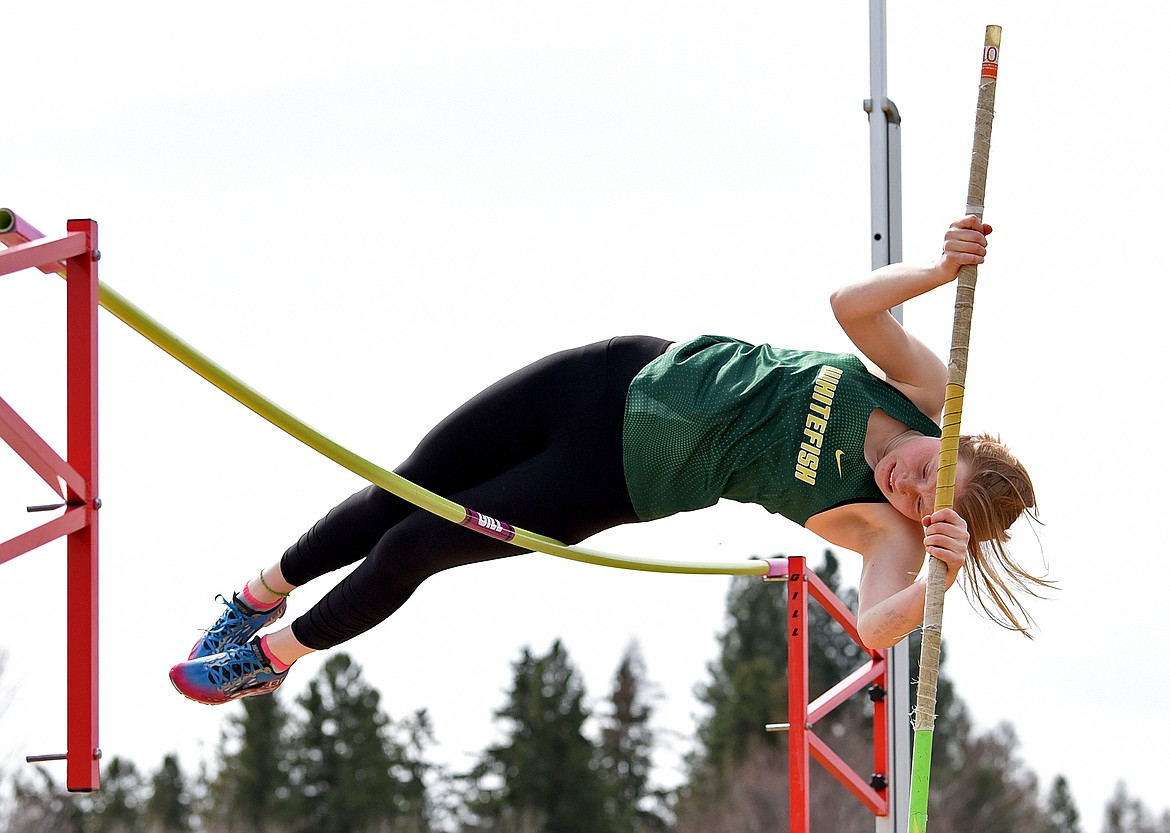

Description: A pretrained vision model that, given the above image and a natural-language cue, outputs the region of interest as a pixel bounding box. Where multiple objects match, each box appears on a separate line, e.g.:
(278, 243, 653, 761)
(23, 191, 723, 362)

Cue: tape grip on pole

(934, 383, 965, 512)
(981, 25, 1002, 81)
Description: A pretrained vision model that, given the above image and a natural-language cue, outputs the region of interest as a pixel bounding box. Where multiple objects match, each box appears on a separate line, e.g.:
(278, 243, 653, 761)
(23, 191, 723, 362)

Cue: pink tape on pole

(460, 508, 517, 543)
(759, 557, 790, 579)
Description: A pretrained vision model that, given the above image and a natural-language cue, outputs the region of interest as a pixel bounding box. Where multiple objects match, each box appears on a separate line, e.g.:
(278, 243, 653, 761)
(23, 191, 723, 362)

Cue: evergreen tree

(82, 756, 146, 833)
(1103, 782, 1170, 833)
(467, 640, 612, 833)
(927, 722, 1048, 833)
(692, 570, 787, 772)
(287, 652, 430, 833)
(5, 766, 85, 833)
(203, 689, 295, 833)
(1042, 775, 1082, 833)
(597, 641, 664, 833)
(143, 754, 194, 833)
(386, 707, 440, 827)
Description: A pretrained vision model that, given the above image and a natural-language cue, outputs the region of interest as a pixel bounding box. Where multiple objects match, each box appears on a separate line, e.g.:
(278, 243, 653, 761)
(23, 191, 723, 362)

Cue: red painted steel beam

(807, 658, 886, 726)
(0, 394, 84, 497)
(64, 218, 100, 792)
(806, 567, 867, 647)
(872, 662, 890, 806)
(0, 233, 85, 278)
(787, 556, 811, 833)
(809, 731, 890, 816)
(0, 509, 88, 566)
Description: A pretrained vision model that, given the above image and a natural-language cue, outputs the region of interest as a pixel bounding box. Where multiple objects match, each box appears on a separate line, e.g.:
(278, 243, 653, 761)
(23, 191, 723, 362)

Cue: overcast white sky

(2, 2, 1167, 827)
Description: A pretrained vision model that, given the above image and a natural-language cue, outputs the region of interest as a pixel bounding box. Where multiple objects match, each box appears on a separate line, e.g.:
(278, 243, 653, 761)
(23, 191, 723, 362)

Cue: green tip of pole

(0, 209, 14, 234)
(908, 728, 936, 833)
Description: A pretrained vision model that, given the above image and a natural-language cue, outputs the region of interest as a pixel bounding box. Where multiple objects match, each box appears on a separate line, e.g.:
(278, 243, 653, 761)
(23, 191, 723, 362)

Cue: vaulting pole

(906, 25, 1001, 833)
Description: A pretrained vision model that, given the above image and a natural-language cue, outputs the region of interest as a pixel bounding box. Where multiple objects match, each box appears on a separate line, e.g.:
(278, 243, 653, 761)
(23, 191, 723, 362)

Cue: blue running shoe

(188, 593, 287, 660)
(170, 639, 287, 705)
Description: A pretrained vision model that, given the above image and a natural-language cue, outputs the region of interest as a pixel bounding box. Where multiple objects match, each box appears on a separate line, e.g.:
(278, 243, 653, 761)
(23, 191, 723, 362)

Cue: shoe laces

(202, 643, 273, 688)
(202, 594, 253, 638)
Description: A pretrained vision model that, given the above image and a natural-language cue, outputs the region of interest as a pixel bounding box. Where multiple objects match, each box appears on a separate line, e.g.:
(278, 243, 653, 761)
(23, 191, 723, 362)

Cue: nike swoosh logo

(835, 449, 845, 477)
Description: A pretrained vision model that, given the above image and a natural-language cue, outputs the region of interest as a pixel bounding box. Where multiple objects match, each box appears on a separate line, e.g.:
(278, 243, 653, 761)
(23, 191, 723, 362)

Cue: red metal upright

(0, 212, 101, 792)
(787, 556, 812, 833)
(776, 555, 891, 832)
(65, 218, 101, 792)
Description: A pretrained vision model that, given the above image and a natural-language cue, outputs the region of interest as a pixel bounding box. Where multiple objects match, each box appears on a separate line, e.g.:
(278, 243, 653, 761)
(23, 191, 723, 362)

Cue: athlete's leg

(276, 336, 670, 588)
(174, 336, 670, 700)
(173, 427, 635, 704)
(285, 335, 672, 650)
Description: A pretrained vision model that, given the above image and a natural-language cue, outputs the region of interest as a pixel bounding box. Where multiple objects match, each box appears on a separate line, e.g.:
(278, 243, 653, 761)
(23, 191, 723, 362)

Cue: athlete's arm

(808, 504, 969, 649)
(829, 216, 991, 419)
(855, 517, 967, 648)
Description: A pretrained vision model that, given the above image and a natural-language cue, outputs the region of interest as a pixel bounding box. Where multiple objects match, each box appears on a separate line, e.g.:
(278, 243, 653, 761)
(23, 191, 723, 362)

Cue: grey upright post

(864, 2, 911, 832)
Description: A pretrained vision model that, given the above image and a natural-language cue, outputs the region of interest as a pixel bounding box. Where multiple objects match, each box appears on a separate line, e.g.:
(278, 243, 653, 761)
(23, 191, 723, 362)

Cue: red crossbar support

(0, 213, 101, 792)
(783, 555, 890, 832)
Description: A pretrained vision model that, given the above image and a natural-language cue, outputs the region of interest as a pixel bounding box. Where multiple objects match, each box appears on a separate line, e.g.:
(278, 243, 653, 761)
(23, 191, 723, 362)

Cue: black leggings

(280, 335, 672, 650)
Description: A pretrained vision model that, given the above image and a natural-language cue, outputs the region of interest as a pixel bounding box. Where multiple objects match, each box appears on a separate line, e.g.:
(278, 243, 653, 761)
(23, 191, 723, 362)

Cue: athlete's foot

(188, 593, 287, 660)
(170, 638, 288, 705)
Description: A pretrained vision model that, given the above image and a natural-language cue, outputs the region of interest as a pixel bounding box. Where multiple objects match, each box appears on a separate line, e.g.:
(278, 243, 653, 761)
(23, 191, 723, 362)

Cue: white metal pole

(865, 2, 911, 832)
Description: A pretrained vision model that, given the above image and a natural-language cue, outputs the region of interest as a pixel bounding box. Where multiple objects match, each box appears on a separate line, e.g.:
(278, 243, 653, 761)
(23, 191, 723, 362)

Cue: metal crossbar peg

(765, 723, 790, 733)
(26, 497, 99, 512)
(26, 748, 101, 764)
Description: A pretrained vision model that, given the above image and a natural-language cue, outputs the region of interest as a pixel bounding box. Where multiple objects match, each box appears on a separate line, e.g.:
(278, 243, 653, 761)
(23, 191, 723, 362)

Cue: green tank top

(621, 335, 941, 525)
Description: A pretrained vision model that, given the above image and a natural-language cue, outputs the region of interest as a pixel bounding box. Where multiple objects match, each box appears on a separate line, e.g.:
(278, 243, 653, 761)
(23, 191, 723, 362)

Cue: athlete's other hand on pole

(922, 507, 969, 586)
(938, 214, 993, 279)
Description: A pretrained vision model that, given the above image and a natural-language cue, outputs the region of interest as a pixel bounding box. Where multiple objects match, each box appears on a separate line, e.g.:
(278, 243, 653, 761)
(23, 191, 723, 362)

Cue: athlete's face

(874, 436, 968, 521)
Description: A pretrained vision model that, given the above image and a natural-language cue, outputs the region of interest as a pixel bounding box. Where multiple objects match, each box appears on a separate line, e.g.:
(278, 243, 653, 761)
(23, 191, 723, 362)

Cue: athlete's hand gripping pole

(907, 25, 1001, 833)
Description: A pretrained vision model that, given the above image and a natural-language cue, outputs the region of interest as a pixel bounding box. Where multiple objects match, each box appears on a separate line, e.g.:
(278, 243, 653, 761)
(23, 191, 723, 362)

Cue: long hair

(953, 433, 1052, 635)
